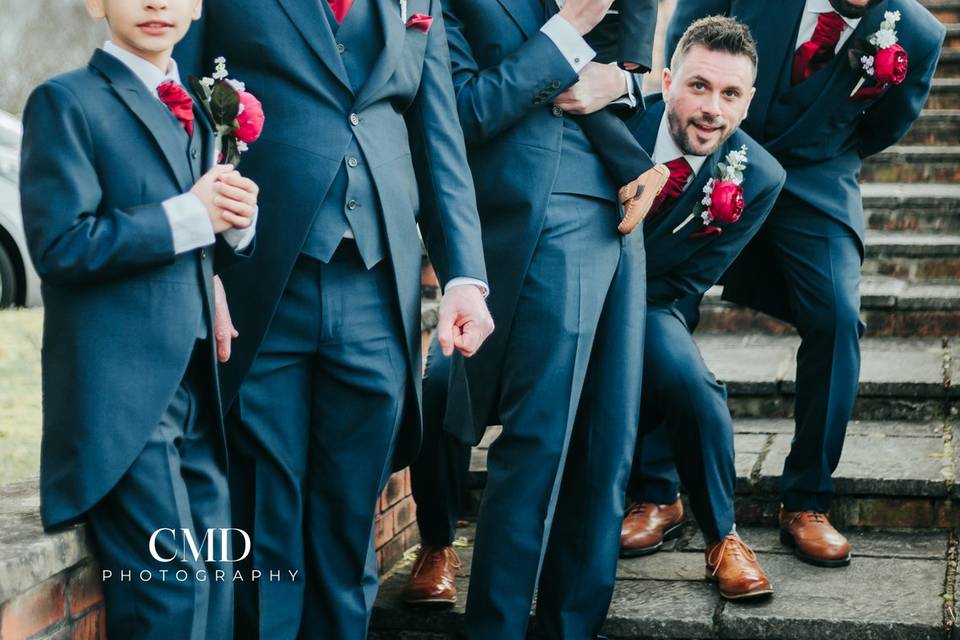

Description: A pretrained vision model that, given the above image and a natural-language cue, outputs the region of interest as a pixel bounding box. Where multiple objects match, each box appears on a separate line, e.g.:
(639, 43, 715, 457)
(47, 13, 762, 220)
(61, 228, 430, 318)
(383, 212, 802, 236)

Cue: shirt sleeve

(221, 206, 257, 251)
(539, 14, 596, 74)
(609, 67, 638, 107)
(445, 276, 490, 298)
(162, 192, 215, 254)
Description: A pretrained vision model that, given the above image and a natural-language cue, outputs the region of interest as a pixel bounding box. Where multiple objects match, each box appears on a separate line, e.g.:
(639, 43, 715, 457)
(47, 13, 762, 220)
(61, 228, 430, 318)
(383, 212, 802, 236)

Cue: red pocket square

(406, 13, 432, 33)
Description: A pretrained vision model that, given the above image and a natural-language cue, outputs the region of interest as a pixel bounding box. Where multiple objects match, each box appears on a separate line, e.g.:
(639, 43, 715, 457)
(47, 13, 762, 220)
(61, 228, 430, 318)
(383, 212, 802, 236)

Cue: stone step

(465, 418, 958, 530)
(902, 109, 960, 145)
(928, 78, 960, 109)
(861, 145, 960, 182)
(937, 49, 960, 78)
(864, 183, 960, 232)
(697, 277, 960, 337)
(864, 229, 960, 281)
(924, 0, 960, 23)
(947, 23, 960, 49)
(371, 524, 956, 640)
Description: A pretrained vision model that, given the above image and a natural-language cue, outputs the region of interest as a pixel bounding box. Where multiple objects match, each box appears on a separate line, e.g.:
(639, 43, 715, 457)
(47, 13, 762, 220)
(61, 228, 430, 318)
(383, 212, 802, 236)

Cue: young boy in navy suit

(19, 1, 258, 638)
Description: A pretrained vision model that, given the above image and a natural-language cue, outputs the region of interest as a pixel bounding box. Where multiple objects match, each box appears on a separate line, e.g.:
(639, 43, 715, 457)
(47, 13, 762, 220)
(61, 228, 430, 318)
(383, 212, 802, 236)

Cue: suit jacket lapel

(495, 0, 544, 38)
(275, 0, 353, 94)
(629, 96, 663, 157)
(89, 50, 194, 193)
(738, 0, 806, 129)
(355, 0, 407, 109)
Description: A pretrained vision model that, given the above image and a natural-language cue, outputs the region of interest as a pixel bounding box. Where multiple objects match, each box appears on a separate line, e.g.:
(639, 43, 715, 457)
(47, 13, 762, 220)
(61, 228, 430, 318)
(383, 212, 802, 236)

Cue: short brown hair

(670, 15, 758, 78)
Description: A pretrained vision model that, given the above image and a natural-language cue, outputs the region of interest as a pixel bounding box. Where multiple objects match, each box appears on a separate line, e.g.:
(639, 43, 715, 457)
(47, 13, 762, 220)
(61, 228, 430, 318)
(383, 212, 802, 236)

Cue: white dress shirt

(102, 41, 257, 254)
(651, 112, 707, 188)
(794, 0, 862, 53)
(541, 9, 638, 107)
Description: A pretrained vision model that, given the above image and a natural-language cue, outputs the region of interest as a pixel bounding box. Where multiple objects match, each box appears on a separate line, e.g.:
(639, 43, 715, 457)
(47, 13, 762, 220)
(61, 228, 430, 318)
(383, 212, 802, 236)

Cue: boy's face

(87, 0, 203, 68)
(662, 46, 756, 157)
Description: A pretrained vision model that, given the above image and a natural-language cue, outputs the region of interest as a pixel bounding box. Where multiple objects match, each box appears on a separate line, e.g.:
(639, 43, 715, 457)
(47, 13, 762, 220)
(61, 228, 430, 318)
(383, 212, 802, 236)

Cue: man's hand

(436, 285, 495, 358)
(191, 165, 259, 234)
(553, 62, 628, 115)
(557, 0, 616, 35)
(213, 275, 239, 363)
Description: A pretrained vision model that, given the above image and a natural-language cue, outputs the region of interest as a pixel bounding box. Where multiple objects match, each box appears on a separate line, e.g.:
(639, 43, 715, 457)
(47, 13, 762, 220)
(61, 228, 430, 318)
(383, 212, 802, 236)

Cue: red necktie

(157, 81, 195, 138)
(649, 157, 694, 219)
(328, 0, 354, 22)
(792, 11, 847, 85)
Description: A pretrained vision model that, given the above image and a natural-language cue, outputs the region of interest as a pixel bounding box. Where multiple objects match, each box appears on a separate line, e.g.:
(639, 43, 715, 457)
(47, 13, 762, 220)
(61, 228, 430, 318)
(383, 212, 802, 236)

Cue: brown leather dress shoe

(620, 499, 685, 557)
(779, 509, 852, 567)
(402, 544, 461, 607)
(617, 164, 671, 235)
(705, 534, 773, 601)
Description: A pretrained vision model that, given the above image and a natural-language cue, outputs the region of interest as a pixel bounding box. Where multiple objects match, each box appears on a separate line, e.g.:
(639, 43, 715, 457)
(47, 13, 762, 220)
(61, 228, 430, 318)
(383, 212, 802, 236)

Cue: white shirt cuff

(610, 67, 638, 107)
(163, 192, 215, 254)
(446, 277, 489, 298)
(540, 14, 596, 74)
(222, 206, 257, 251)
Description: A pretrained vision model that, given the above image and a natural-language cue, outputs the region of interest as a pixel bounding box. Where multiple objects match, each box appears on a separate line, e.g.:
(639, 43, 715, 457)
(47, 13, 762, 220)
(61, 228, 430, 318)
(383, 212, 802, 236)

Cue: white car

(0, 109, 41, 308)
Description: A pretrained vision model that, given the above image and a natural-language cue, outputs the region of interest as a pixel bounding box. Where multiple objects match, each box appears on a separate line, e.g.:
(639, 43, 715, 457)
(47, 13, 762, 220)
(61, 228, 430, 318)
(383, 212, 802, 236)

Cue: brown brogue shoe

(705, 534, 773, 601)
(402, 544, 461, 607)
(617, 164, 671, 235)
(620, 499, 685, 557)
(779, 509, 851, 567)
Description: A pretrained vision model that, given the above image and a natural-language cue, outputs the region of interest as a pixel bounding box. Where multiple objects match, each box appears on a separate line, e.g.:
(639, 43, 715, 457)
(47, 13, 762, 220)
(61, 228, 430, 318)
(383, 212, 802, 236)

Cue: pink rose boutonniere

(672, 145, 748, 238)
(849, 11, 909, 100)
(189, 57, 265, 166)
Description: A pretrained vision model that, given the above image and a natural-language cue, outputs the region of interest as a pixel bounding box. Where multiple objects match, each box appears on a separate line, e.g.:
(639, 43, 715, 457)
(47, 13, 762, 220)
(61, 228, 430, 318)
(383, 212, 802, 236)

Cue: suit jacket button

(350, 113, 360, 126)
(551, 80, 561, 89)
(347, 156, 359, 168)
(336, 42, 346, 54)
(347, 199, 359, 210)
(200, 249, 207, 259)
(552, 105, 563, 118)
(191, 148, 199, 159)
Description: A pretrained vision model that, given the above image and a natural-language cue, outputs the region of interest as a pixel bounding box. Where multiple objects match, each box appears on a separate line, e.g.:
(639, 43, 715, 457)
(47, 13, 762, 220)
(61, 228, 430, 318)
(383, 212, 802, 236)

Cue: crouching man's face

(663, 45, 756, 157)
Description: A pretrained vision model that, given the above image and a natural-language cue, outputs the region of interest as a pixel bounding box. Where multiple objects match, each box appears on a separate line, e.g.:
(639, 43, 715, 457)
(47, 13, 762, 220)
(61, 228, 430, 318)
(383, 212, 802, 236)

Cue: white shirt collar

(805, 0, 861, 31)
(102, 40, 181, 95)
(652, 112, 708, 177)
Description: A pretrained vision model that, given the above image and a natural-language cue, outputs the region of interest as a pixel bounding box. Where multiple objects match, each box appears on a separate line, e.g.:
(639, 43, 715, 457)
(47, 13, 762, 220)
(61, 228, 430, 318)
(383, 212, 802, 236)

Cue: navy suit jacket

(19, 50, 240, 530)
(629, 97, 785, 306)
(423, 0, 612, 442)
(665, 0, 944, 320)
(176, 0, 487, 470)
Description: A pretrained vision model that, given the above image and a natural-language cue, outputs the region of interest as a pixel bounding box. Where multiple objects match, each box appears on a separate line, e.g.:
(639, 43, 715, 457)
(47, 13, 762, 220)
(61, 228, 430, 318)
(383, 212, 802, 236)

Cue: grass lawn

(0, 307, 42, 485)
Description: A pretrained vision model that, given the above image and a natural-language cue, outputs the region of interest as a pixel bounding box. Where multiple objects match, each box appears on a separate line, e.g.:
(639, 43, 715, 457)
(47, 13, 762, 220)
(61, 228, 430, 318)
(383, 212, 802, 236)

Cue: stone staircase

(372, 2, 960, 637)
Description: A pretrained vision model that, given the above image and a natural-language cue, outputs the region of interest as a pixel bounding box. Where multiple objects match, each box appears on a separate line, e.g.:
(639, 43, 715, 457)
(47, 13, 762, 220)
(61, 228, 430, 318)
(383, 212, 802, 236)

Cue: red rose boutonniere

(189, 57, 265, 166)
(672, 145, 748, 238)
(849, 11, 909, 101)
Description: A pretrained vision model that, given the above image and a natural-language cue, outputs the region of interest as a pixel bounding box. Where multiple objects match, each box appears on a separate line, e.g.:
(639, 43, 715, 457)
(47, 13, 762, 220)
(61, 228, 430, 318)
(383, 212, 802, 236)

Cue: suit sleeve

(443, 0, 581, 144)
(406, 0, 487, 285)
(646, 166, 785, 304)
(618, 0, 658, 72)
(664, 0, 731, 63)
(19, 81, 179, 286)
(857, 27, 945, 158)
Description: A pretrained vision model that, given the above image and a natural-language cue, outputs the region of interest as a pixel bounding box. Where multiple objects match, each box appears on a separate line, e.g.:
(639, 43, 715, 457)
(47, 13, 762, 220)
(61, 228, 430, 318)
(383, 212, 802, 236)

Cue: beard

(666, 106, 732, 157)
(827, 0, 883, 18)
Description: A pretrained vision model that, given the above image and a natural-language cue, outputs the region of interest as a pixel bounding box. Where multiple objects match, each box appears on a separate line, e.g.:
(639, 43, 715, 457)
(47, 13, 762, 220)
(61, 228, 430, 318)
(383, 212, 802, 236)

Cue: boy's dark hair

(670, 15, 758, 78)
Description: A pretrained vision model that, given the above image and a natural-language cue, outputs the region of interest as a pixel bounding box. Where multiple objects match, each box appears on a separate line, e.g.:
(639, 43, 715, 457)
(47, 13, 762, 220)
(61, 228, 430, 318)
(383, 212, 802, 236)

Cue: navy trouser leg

(231, 244, 407, 640)
(464, 193, 625, 640)
(535, 229, 645, 639)
(767, 202, 863, 512)
(88, 346, 231, 640)
(639, 306, 737, 541)
(627, 425, 681, 504)
(410, 337, 470, 546)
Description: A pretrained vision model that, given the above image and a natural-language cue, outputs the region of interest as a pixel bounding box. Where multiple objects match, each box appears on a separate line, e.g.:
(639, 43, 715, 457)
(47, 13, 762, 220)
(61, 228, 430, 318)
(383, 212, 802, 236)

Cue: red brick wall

(0, 561, 105, 640)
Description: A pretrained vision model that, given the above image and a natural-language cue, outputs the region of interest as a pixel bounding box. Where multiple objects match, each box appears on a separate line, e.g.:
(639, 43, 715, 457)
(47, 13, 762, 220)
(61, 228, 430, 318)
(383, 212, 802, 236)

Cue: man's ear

(85, 0, 106, 20)
(662, 67, 673, 99)
(193, 0, 203, 20)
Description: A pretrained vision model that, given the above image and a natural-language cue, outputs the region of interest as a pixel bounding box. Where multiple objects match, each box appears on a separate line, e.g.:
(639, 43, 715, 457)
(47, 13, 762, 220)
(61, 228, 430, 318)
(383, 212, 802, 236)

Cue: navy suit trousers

(631, 194, 862, 513)
(228, 242, 407, 640)
(86, 343, 231, 640)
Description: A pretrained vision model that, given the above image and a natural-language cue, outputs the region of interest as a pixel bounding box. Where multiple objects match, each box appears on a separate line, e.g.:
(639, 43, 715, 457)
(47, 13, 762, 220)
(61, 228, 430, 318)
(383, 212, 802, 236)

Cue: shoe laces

(792, 511, 828, 525)
(411, 545, 461, 577)
(707, 535, 756, 576)
(625, 502, 650, 517)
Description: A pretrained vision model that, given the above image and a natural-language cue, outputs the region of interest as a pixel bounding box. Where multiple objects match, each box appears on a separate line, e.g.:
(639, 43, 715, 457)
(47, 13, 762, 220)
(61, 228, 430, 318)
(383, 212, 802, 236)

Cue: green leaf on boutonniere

(210, 81, 240, 126)
(187, 76, 215, 121)
(221, 135, 241, 167)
